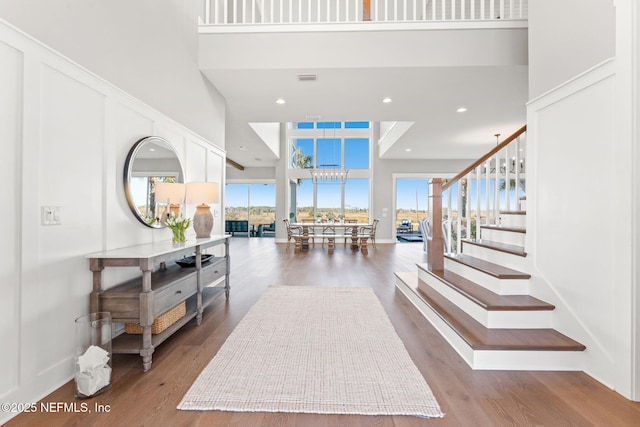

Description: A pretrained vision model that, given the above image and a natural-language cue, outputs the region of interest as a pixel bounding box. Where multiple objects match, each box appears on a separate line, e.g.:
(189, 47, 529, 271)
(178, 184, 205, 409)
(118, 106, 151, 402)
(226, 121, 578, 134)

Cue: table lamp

(186, 182, 219, 238)
(154, 182, 185, 222)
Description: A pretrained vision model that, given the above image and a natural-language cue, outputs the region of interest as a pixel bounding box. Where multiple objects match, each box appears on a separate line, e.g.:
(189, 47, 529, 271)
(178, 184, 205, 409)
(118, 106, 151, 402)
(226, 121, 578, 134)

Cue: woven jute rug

(178, 286, 444, 418)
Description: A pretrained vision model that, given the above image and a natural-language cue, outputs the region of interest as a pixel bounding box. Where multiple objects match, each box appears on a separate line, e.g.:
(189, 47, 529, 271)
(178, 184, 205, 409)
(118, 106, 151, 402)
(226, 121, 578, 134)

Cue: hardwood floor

(7, 238, 640, 426)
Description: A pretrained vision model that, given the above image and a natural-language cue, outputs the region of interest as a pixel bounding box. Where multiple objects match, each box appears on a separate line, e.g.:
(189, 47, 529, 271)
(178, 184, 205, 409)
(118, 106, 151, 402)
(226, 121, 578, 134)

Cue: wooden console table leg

(139, 266, 155, 371)
(89, 259, 104, 313)
(140, 325, 154, 372)
(195, 245, 203, 325)
(294, 237, 301, 253)
(225, 238, 230, 300)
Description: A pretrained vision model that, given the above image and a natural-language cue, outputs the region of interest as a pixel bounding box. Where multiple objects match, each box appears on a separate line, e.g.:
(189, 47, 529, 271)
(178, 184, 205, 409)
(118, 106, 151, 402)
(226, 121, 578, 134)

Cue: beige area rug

(177, 286, 444, 418)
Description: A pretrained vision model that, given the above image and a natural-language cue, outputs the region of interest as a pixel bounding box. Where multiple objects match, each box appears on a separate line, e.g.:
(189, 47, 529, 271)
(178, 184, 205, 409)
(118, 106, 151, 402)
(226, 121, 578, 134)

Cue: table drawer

(153, 274, 197, 316)
(202, 257, 227, 285)
(100, 293, 140, 322)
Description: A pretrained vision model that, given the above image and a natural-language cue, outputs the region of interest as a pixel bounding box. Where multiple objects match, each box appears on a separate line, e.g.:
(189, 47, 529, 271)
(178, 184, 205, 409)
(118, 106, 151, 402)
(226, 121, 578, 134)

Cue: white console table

(86, 235, 230, 371)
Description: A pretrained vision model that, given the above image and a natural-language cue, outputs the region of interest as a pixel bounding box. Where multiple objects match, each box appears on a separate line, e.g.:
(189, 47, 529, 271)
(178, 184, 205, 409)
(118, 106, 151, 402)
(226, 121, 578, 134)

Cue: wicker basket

(125, 301, 186, 335)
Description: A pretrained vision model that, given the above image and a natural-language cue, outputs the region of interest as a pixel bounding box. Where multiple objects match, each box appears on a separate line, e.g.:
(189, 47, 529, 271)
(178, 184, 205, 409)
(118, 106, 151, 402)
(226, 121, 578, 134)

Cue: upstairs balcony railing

(200, 0, 528, 26)
(439, 125, 527, 255)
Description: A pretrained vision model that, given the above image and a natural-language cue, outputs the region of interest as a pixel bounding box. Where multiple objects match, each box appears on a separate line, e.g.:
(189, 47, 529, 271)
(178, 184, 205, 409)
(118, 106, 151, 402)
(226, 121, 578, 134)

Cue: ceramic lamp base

(193, 204, 213, 238)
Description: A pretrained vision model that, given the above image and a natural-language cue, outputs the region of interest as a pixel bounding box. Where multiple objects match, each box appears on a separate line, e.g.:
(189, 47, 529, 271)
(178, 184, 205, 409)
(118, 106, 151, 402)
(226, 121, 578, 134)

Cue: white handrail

(200, 0, 528, 25)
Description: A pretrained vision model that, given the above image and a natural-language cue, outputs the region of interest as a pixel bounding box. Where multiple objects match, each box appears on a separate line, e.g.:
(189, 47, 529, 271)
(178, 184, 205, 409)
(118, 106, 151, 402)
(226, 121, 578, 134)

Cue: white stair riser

(480, 227, 525, 246)
(396, 278, 583, 371)
(445, 258, 530, 295)
(520, 199, 527, 211)
(461, 242, 528, 272)
(396, 276, 476, 367)
(499, 213, 526, 228)
(417, 273, 552, 329)
(472, 350, 583, 371)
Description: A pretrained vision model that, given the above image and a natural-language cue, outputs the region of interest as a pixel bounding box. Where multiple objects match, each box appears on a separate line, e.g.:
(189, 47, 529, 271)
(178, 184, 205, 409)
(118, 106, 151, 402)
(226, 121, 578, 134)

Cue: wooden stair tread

(445, 254, 531, 279)
(462, 239, 527, 257)
(417, 265, 553, 311)
(396, 272, 585, 352)
(482, 224, 527, 233)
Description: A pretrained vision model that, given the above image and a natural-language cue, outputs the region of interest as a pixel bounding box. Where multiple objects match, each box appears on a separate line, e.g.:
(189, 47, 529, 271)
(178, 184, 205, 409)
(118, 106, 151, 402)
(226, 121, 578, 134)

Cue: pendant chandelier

(310, 164, 349, 183)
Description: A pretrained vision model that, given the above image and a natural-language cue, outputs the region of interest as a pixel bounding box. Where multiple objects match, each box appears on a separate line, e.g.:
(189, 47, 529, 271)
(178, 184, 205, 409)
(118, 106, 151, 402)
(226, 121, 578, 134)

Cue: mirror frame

(124, 136, 184, 228)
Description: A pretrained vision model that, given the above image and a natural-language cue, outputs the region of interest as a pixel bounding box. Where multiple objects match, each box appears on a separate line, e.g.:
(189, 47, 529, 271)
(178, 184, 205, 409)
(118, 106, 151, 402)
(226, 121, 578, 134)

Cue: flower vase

(172, 228, 186, 243)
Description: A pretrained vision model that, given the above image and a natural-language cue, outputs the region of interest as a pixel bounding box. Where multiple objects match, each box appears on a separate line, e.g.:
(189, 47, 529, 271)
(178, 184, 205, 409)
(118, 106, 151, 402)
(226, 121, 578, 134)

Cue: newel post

(428, 179, 444, 271)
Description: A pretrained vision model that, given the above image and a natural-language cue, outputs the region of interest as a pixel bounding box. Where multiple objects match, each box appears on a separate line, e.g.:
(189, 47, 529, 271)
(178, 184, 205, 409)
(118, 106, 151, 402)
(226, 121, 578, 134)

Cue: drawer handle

(214, 270, 219, 274)
(175, 290, 182, 294)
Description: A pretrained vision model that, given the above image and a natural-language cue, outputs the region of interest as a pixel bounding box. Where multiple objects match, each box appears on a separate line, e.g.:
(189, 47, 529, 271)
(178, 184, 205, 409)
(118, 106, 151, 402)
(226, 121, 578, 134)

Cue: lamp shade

(154, 182, 185, 204)
(186, 182, 219, 205)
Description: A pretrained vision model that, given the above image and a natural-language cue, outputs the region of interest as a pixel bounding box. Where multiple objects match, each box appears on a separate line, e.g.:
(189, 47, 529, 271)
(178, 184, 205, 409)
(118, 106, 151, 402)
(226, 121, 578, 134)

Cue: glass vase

(74, 312, 112, 399)
(172, 228, 186, 242)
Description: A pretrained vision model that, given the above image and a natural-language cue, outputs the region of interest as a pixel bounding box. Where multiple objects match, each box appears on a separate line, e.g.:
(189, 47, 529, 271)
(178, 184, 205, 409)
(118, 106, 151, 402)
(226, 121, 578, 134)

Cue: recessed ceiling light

(238, 145, 248, 151)
(297, 74, 317, 81)
(406, 148, 412, 152)
(456, 107, 467, 113)
(149, 148, 156, 152)
(276, 98, 286, 105)
(382, 97, 393, 104)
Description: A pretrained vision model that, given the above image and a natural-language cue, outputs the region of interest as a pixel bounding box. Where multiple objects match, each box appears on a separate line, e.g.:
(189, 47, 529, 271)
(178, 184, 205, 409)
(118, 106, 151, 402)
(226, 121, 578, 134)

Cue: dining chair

(358, 219, 379, 249)
(283, 219, 304, 250)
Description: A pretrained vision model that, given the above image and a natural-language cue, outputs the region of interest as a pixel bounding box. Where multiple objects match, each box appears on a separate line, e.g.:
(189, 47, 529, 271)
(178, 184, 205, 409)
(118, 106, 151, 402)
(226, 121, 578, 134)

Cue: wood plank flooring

(6, 238, 640, 427)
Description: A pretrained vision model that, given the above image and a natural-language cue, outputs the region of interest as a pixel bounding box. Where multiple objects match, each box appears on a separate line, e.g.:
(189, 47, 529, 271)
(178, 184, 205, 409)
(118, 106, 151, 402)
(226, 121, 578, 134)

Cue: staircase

(395, 129, 586, 371)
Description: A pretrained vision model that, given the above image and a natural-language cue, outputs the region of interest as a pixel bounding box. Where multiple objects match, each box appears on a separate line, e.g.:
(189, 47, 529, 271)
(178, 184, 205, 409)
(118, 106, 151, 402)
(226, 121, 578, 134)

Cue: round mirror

(124, 136, 184, 228)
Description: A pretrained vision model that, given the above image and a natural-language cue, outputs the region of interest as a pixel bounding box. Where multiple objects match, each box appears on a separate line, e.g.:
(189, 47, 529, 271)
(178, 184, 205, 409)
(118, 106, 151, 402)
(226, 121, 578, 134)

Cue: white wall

(528, 60, 620, 391)
(0, 18, 225, 424)
(614, 0, 640, 400)
(527, 59, 636, 398)
(528, 0, 615, 98)
(527, 0, 638, 400)
(0, 0, 225, 145)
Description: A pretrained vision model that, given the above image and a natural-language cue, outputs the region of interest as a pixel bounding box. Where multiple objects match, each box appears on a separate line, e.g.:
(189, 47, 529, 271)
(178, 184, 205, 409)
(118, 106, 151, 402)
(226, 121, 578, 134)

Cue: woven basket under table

(125, 301, 186, 334)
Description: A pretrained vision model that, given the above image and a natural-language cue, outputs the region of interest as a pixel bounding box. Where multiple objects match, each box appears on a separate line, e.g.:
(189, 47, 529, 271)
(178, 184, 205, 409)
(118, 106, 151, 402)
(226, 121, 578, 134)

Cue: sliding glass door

(395, 178, 429, 240)
(225, 183, 275, 237)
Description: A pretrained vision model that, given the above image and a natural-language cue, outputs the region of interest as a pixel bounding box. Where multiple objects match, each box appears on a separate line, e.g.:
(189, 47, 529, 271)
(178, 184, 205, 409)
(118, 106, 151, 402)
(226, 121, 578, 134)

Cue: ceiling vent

(297, 74, 317, 81)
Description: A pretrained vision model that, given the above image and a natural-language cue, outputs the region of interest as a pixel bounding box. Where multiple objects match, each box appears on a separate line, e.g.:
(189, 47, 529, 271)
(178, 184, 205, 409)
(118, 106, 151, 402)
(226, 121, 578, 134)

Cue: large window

(345, 138, 369, 169)
(287, 122, 371, 223)
(345, 179, 369, 222)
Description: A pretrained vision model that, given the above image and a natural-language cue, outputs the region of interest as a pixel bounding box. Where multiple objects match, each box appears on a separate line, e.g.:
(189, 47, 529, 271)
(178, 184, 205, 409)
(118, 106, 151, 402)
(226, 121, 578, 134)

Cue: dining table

(290, 222, 372, 254)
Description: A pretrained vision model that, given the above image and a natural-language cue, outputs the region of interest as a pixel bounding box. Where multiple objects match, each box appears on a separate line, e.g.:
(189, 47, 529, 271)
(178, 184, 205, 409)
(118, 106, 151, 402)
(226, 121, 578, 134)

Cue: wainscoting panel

(0, 39, 23, 399)
(207, 147, 225, 237)
(0, 18, 226, 424)
(527, 59, 620, 393)
(36, 63, 106, 375)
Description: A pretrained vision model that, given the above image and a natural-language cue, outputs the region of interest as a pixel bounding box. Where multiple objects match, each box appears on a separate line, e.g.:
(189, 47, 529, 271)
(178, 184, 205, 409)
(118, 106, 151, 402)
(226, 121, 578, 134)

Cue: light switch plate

(41, 206, 62, 225)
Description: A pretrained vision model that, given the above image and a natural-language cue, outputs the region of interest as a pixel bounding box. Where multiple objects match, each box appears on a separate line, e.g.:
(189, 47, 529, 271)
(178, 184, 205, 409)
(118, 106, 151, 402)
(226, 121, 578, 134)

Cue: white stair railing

(441, 125, 526, 254)
(200, 0, 528, 25)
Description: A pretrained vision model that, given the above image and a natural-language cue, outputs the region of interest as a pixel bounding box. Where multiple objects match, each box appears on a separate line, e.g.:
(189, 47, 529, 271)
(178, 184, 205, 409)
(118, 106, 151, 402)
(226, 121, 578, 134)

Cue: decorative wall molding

(0, 18, 225, 424)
